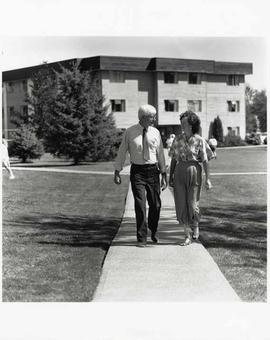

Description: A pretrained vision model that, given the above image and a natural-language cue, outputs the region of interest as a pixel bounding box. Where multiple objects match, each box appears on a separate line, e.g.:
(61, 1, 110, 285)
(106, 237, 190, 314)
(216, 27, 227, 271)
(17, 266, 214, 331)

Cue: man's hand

(169, 176, 174, 187)
(114, 170, 121, 185)
(161, 173, 168, 191)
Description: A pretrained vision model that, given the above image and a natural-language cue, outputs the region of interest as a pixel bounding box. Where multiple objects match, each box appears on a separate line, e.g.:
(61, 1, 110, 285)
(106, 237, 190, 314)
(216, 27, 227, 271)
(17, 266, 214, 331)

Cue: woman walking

(169, 111, 213, 246)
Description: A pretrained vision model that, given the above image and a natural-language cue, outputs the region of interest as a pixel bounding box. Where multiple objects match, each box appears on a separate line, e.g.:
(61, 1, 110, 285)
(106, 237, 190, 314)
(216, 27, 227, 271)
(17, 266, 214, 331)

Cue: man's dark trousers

(130, 164, 161, 242)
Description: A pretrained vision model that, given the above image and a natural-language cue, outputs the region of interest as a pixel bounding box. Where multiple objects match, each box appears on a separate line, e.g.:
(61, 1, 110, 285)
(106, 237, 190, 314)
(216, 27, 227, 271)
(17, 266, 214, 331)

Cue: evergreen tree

(25, 62, 58, 139)
(250, 89, 267, 132)
(245, 85, 267, 132)
(27, 62, 120, 163)
(245, 85, 258, 132)
(212, 116, 224, 143)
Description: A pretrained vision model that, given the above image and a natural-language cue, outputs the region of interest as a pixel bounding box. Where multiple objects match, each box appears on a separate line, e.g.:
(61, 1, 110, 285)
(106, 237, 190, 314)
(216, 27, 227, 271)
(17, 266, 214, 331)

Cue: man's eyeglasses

(146, 115, 156, 121)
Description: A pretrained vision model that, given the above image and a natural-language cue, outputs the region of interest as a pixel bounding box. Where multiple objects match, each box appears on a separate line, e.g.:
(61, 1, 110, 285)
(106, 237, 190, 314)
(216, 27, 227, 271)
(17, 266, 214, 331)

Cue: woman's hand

(114, 171, 121, 185)
(205, 179, 212, 190)
(169, 176, 174, 187)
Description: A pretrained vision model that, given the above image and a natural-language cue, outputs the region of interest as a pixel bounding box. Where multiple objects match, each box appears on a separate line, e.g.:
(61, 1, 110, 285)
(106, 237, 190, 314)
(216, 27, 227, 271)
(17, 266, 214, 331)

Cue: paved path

(93, 184, 240, 302)
(6, 166, 266, 176)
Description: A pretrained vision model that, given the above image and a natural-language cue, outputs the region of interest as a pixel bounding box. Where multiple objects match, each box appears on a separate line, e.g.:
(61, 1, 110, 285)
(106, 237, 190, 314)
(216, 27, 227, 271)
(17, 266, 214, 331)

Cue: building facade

(2, 56, 252, 141)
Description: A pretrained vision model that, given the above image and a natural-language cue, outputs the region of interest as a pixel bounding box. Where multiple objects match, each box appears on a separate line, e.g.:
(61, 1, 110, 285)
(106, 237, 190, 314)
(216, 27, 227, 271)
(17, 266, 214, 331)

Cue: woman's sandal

(192, 227, 199, 240)
(180, 237, 192, 246)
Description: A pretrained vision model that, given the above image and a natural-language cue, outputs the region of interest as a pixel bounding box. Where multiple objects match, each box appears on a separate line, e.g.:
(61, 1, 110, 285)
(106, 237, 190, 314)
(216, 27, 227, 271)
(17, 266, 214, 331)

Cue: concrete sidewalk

(93, 183, 240, 302)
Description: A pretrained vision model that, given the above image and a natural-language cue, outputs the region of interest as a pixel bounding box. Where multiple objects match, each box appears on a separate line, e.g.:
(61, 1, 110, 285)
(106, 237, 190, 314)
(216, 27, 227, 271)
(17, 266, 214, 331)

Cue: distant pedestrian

(1, 138, 15, 179)
(166, 134, 175, 149)
(208, 136, 218, 159)
(114, 104, 168, 247)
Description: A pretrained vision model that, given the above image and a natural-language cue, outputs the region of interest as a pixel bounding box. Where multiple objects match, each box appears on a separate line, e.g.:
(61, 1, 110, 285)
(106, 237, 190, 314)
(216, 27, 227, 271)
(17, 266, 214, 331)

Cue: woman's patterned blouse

(169, 133, 214, 163)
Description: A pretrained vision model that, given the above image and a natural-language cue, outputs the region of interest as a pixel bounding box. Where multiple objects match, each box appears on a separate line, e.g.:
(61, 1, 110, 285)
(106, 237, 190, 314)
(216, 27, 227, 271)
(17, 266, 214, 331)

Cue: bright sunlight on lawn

(2, 146, 267, 302)
(200, 146, 267, 302)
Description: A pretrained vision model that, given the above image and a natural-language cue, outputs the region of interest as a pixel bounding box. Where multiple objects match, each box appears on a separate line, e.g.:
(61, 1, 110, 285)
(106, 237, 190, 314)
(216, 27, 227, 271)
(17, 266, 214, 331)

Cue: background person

(114, 104, 168, 247)
(166, 133, 175, 149)
(169, 111, 213, 246)
(208, 136, 218, 159)
(1, 138, 15, 179)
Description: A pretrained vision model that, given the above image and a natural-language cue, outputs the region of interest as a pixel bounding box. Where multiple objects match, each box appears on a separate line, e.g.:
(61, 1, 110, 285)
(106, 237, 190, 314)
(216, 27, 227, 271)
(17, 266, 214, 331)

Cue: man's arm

(156, 133, 168, 190)
(114, 130, 128, 185)
(169, 157, 177, 187)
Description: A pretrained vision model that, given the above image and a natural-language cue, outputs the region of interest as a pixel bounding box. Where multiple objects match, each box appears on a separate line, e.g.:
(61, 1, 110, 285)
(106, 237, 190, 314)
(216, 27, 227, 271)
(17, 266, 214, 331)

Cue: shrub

(223, 134, 247, 147)
(9, 125, 44, 162)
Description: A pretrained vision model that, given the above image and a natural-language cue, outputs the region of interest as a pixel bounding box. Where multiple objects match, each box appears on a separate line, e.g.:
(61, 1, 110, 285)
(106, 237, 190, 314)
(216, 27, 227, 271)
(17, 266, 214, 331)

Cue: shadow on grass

(199, 203, 267, 265)
(4, 214, 122, 251)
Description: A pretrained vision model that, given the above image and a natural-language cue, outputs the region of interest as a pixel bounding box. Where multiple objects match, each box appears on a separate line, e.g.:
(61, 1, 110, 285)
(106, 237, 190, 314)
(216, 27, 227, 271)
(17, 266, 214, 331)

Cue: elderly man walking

(114, 104, 168, 247)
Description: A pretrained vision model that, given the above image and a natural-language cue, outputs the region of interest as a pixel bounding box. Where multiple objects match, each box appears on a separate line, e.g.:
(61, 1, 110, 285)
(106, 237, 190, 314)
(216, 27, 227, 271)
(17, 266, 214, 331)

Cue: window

(227, 75, 240, 86)
(187, 100, 202, 112)
(188, 73, 201, 84)
(20, 105, 28, 115)
(7, 82, 14, 93)
(8, 106, 15, 115)
(22, 80, 28, 92)
(110, 71, 125, 83)
(227, 100, 240, 112)
(111, 100, 126, 112)
(164, 100, 178, 112)
(227, 126, 240, 136)
(164, 72, 177, 84)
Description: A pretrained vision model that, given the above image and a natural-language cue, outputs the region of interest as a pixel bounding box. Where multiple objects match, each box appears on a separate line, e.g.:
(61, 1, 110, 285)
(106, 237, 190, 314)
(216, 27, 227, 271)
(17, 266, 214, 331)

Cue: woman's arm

(202, 160, 212, 190)
(169, 158, 177, 187)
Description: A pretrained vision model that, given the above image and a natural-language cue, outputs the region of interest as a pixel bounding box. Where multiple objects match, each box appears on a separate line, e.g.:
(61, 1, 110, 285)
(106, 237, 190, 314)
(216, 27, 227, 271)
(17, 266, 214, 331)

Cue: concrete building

(2, 56, 252, 141)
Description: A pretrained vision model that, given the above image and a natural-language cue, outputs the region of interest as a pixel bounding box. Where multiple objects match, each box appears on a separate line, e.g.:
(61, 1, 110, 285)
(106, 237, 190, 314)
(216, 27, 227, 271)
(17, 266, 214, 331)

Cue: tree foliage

(250, 89, 267, 132)
(27, 62, 121, 163)
(245, 85, 267, 132)
(9, 124, 44, 162)
(25, 63, 58, 138)
(212, 116, 224, 143)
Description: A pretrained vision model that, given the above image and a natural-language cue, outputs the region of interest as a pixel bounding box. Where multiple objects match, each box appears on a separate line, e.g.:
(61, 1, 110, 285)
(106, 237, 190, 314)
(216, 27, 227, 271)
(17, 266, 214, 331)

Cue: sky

(0, 36, 267, 90)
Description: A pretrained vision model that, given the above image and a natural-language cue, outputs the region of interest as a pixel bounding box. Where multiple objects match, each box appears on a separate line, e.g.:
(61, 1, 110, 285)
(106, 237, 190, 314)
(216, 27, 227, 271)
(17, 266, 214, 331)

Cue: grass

(199, 146, 267, 302)
(10, 152, 131, 172)
(2, 167, 129, 302)
(2, 146, 267, 302)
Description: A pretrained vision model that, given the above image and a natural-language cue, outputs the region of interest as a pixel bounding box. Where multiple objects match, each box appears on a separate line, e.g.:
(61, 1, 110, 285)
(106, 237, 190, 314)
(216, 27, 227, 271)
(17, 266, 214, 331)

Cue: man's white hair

(138, 104, 157, 120)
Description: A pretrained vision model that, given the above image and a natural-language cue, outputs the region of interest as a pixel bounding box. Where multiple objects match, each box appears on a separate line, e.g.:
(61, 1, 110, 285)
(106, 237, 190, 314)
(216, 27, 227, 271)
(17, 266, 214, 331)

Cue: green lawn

(2, 168, 129, 302)
(2, 146, 267, 302)
(199, 146, 267, 302)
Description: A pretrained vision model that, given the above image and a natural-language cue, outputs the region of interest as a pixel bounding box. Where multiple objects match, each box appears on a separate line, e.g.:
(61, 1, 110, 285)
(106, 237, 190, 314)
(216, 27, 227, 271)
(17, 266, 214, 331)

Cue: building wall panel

(102, 71, 155, 128)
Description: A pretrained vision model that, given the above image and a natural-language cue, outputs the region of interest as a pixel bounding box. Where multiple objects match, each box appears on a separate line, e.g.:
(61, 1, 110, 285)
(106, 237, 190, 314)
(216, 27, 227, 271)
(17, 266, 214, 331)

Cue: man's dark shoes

(137, 241, 147, 248)
(151, 232, 158, 244)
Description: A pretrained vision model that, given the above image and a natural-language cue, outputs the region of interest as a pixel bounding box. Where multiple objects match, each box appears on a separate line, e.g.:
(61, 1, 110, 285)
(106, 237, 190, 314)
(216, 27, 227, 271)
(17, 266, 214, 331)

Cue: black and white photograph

(0, 0, 269, 339)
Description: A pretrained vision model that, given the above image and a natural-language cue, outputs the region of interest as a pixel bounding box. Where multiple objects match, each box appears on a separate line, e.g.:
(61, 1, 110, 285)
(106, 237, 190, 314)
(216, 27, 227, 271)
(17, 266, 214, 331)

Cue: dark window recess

(188, 73, 201, 84)
(110, 71, 125, 83)
(7, 82, 14, 93)
(111, 99, 126, 112)
(227, 100, 240, 112)
(164, 72, 177, 84)
(8, 106, 15, 115)
(20, 105, 28, 115)
(164, 100, 178, 112)
(22, 80, 28, 91)
(227, 75, 240, 86)
(187, 100, 202, 112)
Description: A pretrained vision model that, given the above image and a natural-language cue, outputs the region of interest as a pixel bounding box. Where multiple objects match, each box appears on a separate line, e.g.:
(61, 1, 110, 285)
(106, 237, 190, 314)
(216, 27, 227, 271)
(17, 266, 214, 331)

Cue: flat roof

(2, 55, 252, 81)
